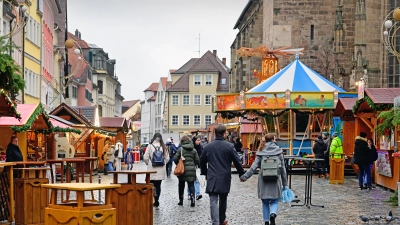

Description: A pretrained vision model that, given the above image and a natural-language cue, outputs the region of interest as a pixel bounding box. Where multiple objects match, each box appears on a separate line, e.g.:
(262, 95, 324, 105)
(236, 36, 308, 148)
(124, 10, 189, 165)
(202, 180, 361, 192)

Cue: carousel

(214, 50, 346, 157)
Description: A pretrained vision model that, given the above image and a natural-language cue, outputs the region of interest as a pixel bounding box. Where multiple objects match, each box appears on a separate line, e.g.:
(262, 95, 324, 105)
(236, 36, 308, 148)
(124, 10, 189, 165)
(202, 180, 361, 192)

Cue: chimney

(222, 58, 226, 65)
(213, 50, 217, 57)
(75, 29, 79, 37)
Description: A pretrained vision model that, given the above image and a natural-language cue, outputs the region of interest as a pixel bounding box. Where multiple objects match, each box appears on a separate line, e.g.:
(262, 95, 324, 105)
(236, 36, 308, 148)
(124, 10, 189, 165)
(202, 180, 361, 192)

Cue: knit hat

(360, 132, 367, 138)
(332, 132, 338, 137)
(322, 132, 329, 136)
(317, 135, 322, 140)
(127, 148, 131, 152)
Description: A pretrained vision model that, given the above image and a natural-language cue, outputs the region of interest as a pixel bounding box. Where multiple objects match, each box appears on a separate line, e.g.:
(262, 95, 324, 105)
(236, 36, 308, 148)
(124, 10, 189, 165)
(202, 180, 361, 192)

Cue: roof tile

(365, 88, 400, 104)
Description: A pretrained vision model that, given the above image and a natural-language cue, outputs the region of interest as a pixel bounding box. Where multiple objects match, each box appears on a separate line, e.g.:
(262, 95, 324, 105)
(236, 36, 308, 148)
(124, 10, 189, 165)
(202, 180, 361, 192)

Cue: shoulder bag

(174, 147, 185, 176)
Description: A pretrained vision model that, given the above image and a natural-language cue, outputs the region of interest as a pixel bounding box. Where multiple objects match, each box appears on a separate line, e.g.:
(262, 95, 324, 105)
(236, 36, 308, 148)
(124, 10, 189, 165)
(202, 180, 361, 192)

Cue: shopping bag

(280, 187, 295, 205)
(174, 158, 185, 176)
(196, 170, 205, 187)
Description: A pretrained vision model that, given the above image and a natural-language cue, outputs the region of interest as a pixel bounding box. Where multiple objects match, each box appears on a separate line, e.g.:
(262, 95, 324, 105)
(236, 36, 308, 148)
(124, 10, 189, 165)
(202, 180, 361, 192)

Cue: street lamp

(382, 8, 400, 61)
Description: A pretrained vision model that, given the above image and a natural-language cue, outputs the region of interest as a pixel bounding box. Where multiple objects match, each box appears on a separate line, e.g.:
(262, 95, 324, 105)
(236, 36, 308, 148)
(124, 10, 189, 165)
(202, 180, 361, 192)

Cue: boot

(153, 196, 159, 207)
(177, 196, 183, 206)
(190, 195, 195, 207)
(265, 222, 270, 225)
(270, 213, 276, 225)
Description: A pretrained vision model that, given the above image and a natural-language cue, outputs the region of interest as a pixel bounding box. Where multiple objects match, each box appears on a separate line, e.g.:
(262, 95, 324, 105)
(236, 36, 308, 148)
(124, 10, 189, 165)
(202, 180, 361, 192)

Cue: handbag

(174, 148, 185, 176)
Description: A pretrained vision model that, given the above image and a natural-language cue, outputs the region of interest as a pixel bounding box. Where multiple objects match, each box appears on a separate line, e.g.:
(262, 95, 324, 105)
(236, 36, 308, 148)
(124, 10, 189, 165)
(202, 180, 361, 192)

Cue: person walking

(125, 148, 134, 170)
(166, 138, 179, 178)
(187, 136, 203, 200)
(144, 133, 169, 207)
(329, 132, 343, 158)
(234, 137, 243, 153)
(352, 132, 372, 190)
(313, 135, 327, 178)
(200, 125, 245, 225)
(364, 138, 378, 188)
(115, 140, 123, 171)
(174, 135, 200, 207)
(106, 143, 115, 172)
(240, 134, 287, 225)
(322, 132, 331, 178)
(200, 136, 209, 148)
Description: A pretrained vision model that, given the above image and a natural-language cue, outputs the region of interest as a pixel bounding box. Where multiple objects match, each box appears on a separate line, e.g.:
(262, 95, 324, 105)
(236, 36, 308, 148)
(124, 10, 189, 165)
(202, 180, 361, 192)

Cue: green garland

(11, 103, 52, 133)
(0, 89, 21, 120)
(35, 127, 82, 135)
(352, 96, 393, 114)
(96, 130, 117, 137)
(375, 108, 400, 140)
(218, 109, 331, 120)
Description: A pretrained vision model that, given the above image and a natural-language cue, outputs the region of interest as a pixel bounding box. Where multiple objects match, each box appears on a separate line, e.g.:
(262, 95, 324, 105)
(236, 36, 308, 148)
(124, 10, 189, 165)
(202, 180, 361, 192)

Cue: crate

(44, 208, 116, 225)
(15, 178, 49, 225)
(111, 183, 154, 225)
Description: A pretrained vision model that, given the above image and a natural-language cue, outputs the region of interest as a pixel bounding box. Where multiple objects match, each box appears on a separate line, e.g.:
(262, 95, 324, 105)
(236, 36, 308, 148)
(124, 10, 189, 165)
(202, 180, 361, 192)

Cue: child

(125, 148, 134, 170)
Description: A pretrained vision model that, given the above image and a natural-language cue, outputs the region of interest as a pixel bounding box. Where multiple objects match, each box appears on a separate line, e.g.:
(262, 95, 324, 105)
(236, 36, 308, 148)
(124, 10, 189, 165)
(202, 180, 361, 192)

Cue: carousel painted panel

(290, 92, 334, 109)
(215, 94, 241, 111)
(245, 93, 286, 109)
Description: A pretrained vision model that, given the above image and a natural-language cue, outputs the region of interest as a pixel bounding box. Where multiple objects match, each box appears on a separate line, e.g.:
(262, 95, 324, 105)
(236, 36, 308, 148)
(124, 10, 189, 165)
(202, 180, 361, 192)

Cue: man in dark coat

(6, 135, 23, 162)
(313, 135, 327, 177)
(353, 132, 372, 190)
(200, 125, 245, 225)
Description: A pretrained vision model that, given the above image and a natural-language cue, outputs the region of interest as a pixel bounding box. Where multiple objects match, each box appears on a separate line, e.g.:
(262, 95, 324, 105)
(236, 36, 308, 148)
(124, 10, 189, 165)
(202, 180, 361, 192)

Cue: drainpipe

(22, 18, 26, 103)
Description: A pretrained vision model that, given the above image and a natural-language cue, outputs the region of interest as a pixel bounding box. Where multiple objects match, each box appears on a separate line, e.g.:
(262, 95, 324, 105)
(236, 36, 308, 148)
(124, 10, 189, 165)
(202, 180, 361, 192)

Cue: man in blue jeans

(200, 125, 245, 225)
(352, 132, 372, 190)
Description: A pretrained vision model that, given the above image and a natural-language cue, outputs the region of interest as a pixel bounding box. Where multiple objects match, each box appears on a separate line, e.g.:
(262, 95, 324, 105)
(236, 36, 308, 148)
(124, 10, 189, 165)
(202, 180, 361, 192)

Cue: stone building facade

(231, 0, 391, 93)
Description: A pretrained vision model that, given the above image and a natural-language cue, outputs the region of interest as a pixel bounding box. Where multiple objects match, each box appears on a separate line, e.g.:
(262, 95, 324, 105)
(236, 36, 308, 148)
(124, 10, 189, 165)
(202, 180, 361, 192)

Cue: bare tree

(130, 106, 141, 121)
(314, 38, 335, 79)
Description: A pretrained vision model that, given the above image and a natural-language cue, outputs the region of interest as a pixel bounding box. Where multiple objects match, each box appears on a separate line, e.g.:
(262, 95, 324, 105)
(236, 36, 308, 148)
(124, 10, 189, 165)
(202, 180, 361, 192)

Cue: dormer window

(96, 56, 103, 69)
(221, 78, 226, 85)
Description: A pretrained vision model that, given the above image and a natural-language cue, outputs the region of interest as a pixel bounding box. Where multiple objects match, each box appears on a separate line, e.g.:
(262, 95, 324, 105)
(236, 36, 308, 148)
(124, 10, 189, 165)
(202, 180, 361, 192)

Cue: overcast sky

(67, 0, 248, 101)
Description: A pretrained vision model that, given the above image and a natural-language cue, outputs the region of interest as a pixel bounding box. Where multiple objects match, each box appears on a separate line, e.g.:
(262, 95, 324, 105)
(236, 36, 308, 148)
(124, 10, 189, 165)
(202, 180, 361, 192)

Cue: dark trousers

(178, 177, 194, 198)
(166, 162, 173, 177)
(150, 180, 162, 203)
(358, 164, 371, 187)
(315, 156, 326, 175)
(209, 193, 228, 225)
(324, 155, 330, 174)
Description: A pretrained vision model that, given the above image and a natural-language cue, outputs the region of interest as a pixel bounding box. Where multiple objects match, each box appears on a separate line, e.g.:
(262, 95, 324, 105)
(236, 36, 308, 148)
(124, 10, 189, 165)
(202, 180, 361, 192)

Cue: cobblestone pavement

(62, 162, 399, 225)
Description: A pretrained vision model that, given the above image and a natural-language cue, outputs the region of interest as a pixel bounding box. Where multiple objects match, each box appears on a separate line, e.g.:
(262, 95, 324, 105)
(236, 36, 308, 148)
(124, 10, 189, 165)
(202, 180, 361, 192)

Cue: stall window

(295, 113, 311, 138)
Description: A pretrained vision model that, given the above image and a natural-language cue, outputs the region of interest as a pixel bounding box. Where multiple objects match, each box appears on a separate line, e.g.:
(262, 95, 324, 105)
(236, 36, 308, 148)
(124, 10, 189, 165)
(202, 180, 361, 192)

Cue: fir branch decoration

(0, 36, 25, 97)
(375, 108, 400, 140)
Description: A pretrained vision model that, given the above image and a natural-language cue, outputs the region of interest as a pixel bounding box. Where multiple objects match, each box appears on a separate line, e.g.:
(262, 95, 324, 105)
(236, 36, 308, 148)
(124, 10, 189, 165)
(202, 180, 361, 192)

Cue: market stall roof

(248, 57, 345, 93)
(99, 117, 128, 129)
(333, 98, 357, 121)
(0, 104, 48, 127)
(50, 118, 70, 128)
(365, 88, 400, 104)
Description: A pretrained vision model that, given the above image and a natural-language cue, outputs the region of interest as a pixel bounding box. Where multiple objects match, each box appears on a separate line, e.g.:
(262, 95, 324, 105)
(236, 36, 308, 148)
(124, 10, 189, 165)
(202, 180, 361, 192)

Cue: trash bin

(109, 171, 156, 225)
(330, 153, 345, 184)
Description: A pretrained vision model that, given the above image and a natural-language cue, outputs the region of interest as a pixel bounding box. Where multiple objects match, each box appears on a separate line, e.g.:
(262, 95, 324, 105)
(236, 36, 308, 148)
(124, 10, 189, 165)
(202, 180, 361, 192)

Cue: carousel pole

(289, 109, 293, 155)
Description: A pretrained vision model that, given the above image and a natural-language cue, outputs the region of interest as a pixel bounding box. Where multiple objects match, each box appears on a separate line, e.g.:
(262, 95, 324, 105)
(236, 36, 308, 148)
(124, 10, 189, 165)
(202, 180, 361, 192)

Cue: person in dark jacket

(322, 132, 331, 177)
(353, 132, 372, 190)
(187, 136, 203, 200)
(313, 135, 327, 178)
(240, 134, 287, 225)
(234, 137, 243, 153)
(363, 138, 378, 188)
(200, 125, 245, 225)
(174, 135, 200, 207)
(6, 135, 23, 162)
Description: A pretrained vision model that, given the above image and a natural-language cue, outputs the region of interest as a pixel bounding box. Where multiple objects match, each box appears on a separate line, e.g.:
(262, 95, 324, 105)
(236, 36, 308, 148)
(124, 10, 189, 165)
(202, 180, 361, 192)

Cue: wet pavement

(61, 162, 399, 225)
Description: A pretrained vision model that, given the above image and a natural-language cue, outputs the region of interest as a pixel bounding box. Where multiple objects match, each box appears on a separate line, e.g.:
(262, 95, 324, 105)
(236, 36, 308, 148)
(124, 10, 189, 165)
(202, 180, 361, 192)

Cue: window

(205, 115, 212, 126)
(194, 95, 201, 105)
(98, 80, 103, 94)
(221, 78, 226, 85)
(194, 75, 201, 86)
(172, 95, 179, 105)
(194, 115, 200, 125)
(96, 56, 102, 69)
(182, 115, 189, 125)
(205, 74, 212, 85)
(85, 89, 92, 101)
(72, 86, 77, 98)
(205, 94, 211, 105)
(88, 70, 92, 80)
(98, 105, 102, 117)
(183, 95, 190, 105)
(172, 115, 178, 126)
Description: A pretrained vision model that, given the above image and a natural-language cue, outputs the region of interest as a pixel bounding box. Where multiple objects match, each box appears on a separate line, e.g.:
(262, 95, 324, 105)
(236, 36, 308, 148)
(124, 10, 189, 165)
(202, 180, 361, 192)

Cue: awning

(0, 104, 39, 126)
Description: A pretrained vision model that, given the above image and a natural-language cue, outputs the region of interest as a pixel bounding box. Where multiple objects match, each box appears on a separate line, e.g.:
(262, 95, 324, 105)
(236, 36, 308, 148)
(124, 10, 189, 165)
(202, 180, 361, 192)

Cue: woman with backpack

(174, 135, 200, 207)
(143, 133, 170, 207)
(240, 133, 287, 225)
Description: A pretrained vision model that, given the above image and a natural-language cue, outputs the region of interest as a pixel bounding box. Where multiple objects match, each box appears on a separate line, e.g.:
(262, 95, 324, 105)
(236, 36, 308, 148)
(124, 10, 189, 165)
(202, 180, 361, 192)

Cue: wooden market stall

(351, 88, 400, 190)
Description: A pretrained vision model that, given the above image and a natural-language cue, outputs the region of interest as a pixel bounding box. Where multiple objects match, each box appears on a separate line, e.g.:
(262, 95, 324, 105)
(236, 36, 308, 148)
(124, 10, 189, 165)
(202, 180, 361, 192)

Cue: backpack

(151, 144, 165, 167)
(260, 155, 282, 181)
(114, 149, 119, 158)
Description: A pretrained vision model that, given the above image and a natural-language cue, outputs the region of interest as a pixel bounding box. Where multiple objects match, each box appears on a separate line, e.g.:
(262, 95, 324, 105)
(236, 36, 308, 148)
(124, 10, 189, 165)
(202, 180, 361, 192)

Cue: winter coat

(115, 142, 123, 159)
(144, 140, 170, 180)
(125, 152, 134, 164)
(369, 144, 378, 164)
(234, 141, 243, 153)
(353, 136, 371, 166)
(166, 141, 179, 163)
(200, 137, 245, 194)
(6, 142, 23, 162)
(240, 142, 287, 199)
(323, 137, 331, 156)
(174, 140, 199, 182)
(313, 139, 326, 158)
(330, 137, 343, 158)
(106, 146, 115, 163)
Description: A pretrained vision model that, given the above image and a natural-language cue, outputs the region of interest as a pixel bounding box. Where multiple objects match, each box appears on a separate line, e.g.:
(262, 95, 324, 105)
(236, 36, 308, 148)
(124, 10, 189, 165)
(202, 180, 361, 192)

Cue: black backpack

(151, 144, 165, 167)
(114, 149, 119, 157)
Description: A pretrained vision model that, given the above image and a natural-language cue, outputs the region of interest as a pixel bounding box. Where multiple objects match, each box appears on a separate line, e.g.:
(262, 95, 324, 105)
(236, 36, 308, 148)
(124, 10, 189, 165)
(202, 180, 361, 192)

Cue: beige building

(122, 99, 141, 120)
(166, 50, 229, 134)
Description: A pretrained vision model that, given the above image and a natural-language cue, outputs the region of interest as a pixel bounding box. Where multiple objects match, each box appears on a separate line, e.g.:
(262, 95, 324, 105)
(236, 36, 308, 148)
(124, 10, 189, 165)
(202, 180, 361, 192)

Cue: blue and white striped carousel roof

(248, 57, 345, 93)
